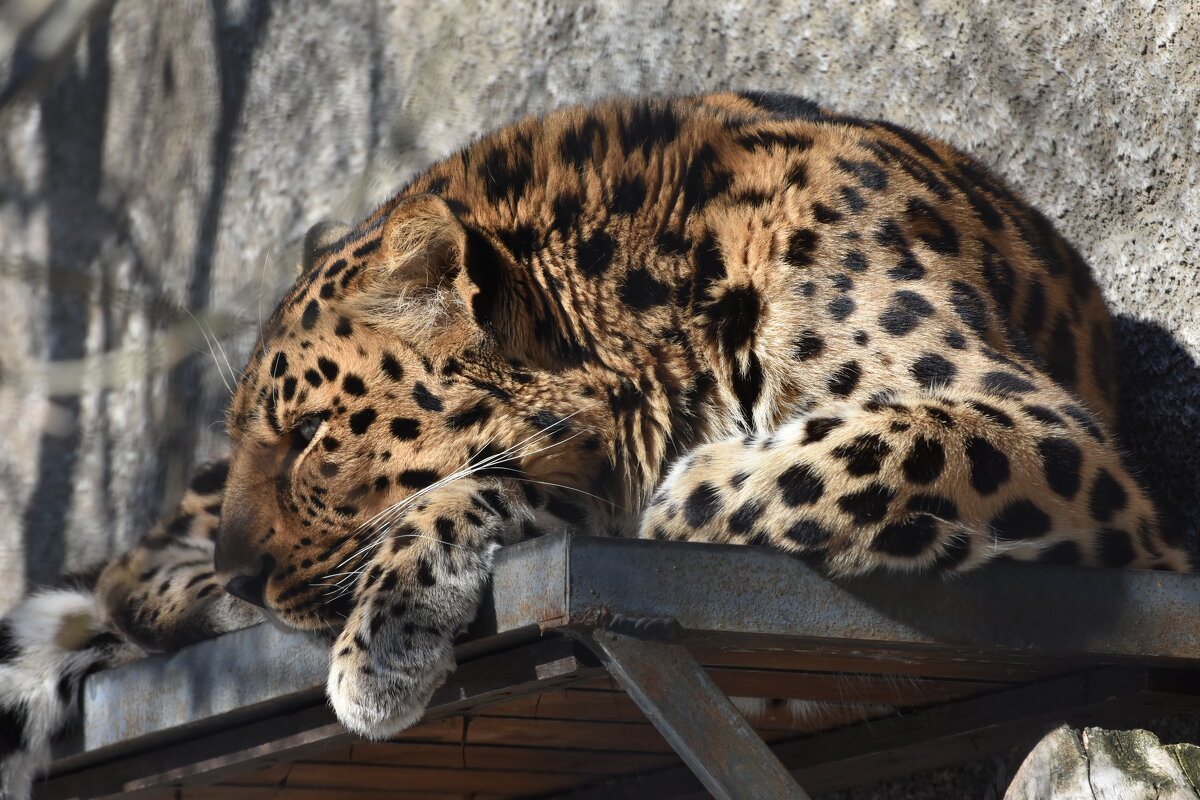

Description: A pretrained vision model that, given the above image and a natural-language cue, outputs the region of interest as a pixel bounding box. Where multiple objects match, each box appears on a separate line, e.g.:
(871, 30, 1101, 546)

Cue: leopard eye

(290, 414, 323, 450)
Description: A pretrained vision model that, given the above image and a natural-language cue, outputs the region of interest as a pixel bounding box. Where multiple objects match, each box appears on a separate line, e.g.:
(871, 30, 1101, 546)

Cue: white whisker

(257, 244, 275, 332)
(211, 325, 238, 395)
(183, 307, 233, 394)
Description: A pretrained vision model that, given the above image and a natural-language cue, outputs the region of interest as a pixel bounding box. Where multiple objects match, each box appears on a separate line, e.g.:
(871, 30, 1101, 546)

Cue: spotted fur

(3, 94, 1190, 794)
(208, 92, 1190, 740)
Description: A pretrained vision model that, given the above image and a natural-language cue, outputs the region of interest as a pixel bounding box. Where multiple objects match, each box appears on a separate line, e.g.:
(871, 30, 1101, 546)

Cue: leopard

(2, 91, 1191, 798)
(215, 89, 1192, 734)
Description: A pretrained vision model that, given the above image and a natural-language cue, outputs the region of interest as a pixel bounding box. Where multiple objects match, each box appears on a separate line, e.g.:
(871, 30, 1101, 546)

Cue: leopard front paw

(326, 622, 455, 739)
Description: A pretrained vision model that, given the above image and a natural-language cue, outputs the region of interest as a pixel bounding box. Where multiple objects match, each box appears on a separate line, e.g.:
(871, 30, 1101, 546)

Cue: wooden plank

(226, 761, 589, 794)
(689, 645, 1065, 681)
(392, 716, 677, 753)
(394, 715, 801, 751)
(725, 697, 896, 731)
(470, 688, 648, 723)
(706, 665, 1006, 706)
(550, 668, 1200, 800)
(465, 687, 892, 733)
(344, 741, 676, 774)
(182, 790, 509, 800)
(220, 763, 291, 783)
(677, 631, 1099, 674)
(574, 667, 1006, 706)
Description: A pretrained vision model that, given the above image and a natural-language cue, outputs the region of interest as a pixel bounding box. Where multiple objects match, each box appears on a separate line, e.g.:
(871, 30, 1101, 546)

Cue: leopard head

(214, 193, 609, 631)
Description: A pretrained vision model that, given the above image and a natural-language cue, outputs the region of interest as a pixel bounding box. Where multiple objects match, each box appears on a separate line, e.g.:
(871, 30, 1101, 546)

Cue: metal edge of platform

(39, 533, 1200, 797)
(561, 536, 1200, 663)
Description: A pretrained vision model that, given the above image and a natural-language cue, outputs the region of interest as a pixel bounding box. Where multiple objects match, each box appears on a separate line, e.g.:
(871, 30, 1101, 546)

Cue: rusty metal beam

(575, 629, 811, 800)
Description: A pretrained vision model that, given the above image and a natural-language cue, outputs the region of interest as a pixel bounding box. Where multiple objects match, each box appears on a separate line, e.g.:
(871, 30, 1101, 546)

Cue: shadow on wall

(18, 3, 271, 587)
(1116, 315, 1200, 559)
(19, 19, 111, 586)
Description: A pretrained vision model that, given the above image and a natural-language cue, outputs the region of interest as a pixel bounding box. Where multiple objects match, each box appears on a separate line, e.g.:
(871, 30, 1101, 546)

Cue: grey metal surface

(479, 528, 570, 635)
(80, 621, 327, 754)
(563, 537, 1200, 663)
(578, 630, 812, 800)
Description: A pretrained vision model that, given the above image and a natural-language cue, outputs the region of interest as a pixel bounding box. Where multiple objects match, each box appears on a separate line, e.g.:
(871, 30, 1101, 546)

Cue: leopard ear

(300, 219, 352, 273)
(373, 194, 514, 332)
(373, 195, 566, 367)
(377, 194, 468, 289)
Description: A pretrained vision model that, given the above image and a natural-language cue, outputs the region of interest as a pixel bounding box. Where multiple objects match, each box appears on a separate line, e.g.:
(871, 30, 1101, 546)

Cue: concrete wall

(1, 0, 1198, 793)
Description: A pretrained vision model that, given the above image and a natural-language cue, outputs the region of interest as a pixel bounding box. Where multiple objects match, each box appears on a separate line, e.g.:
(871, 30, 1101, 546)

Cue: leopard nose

(224, 554, 275, 609)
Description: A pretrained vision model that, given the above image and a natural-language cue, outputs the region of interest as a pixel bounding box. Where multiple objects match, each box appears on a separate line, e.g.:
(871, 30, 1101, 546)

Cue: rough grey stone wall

(1, 0, 1197, 794)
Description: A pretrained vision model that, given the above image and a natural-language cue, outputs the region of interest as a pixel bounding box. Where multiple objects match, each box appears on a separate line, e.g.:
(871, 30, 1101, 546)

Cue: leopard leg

(640, 386, 1190, 575)
(96, 459, 260, 652)
(326, 479, 533, 739)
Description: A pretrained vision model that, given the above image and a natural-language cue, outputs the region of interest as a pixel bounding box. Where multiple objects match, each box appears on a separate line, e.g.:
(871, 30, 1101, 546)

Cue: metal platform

(35, 535, 1200, 800)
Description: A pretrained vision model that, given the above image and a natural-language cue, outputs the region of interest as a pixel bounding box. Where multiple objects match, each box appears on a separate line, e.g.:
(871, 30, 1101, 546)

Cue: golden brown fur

(193, 92, 1189, 737)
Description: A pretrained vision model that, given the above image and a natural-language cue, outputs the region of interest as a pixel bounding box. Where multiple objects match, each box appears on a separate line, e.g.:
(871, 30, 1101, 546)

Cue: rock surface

(1005, 725, 1200, 799)
(1, 1, 1198, 795)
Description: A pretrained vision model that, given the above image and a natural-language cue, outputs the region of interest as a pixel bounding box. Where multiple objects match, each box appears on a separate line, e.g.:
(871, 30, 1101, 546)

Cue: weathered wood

(173, 790, 509, 800)
(573, 667, 1005, 707)
(689, 644, 1066, 681)
(706, 665, 1005, 706)
(1005, 725, 1200, 799)
(393, 715, 678, 753)
(551, 668, 1200, 799)
(341, 740, 678, 774)
(223, 761, 590, 795)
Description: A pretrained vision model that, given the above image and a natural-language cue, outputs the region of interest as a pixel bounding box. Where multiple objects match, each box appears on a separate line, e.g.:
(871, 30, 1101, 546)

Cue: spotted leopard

(216, 91, 1191, 737)
(3, 92, 1190, 797)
